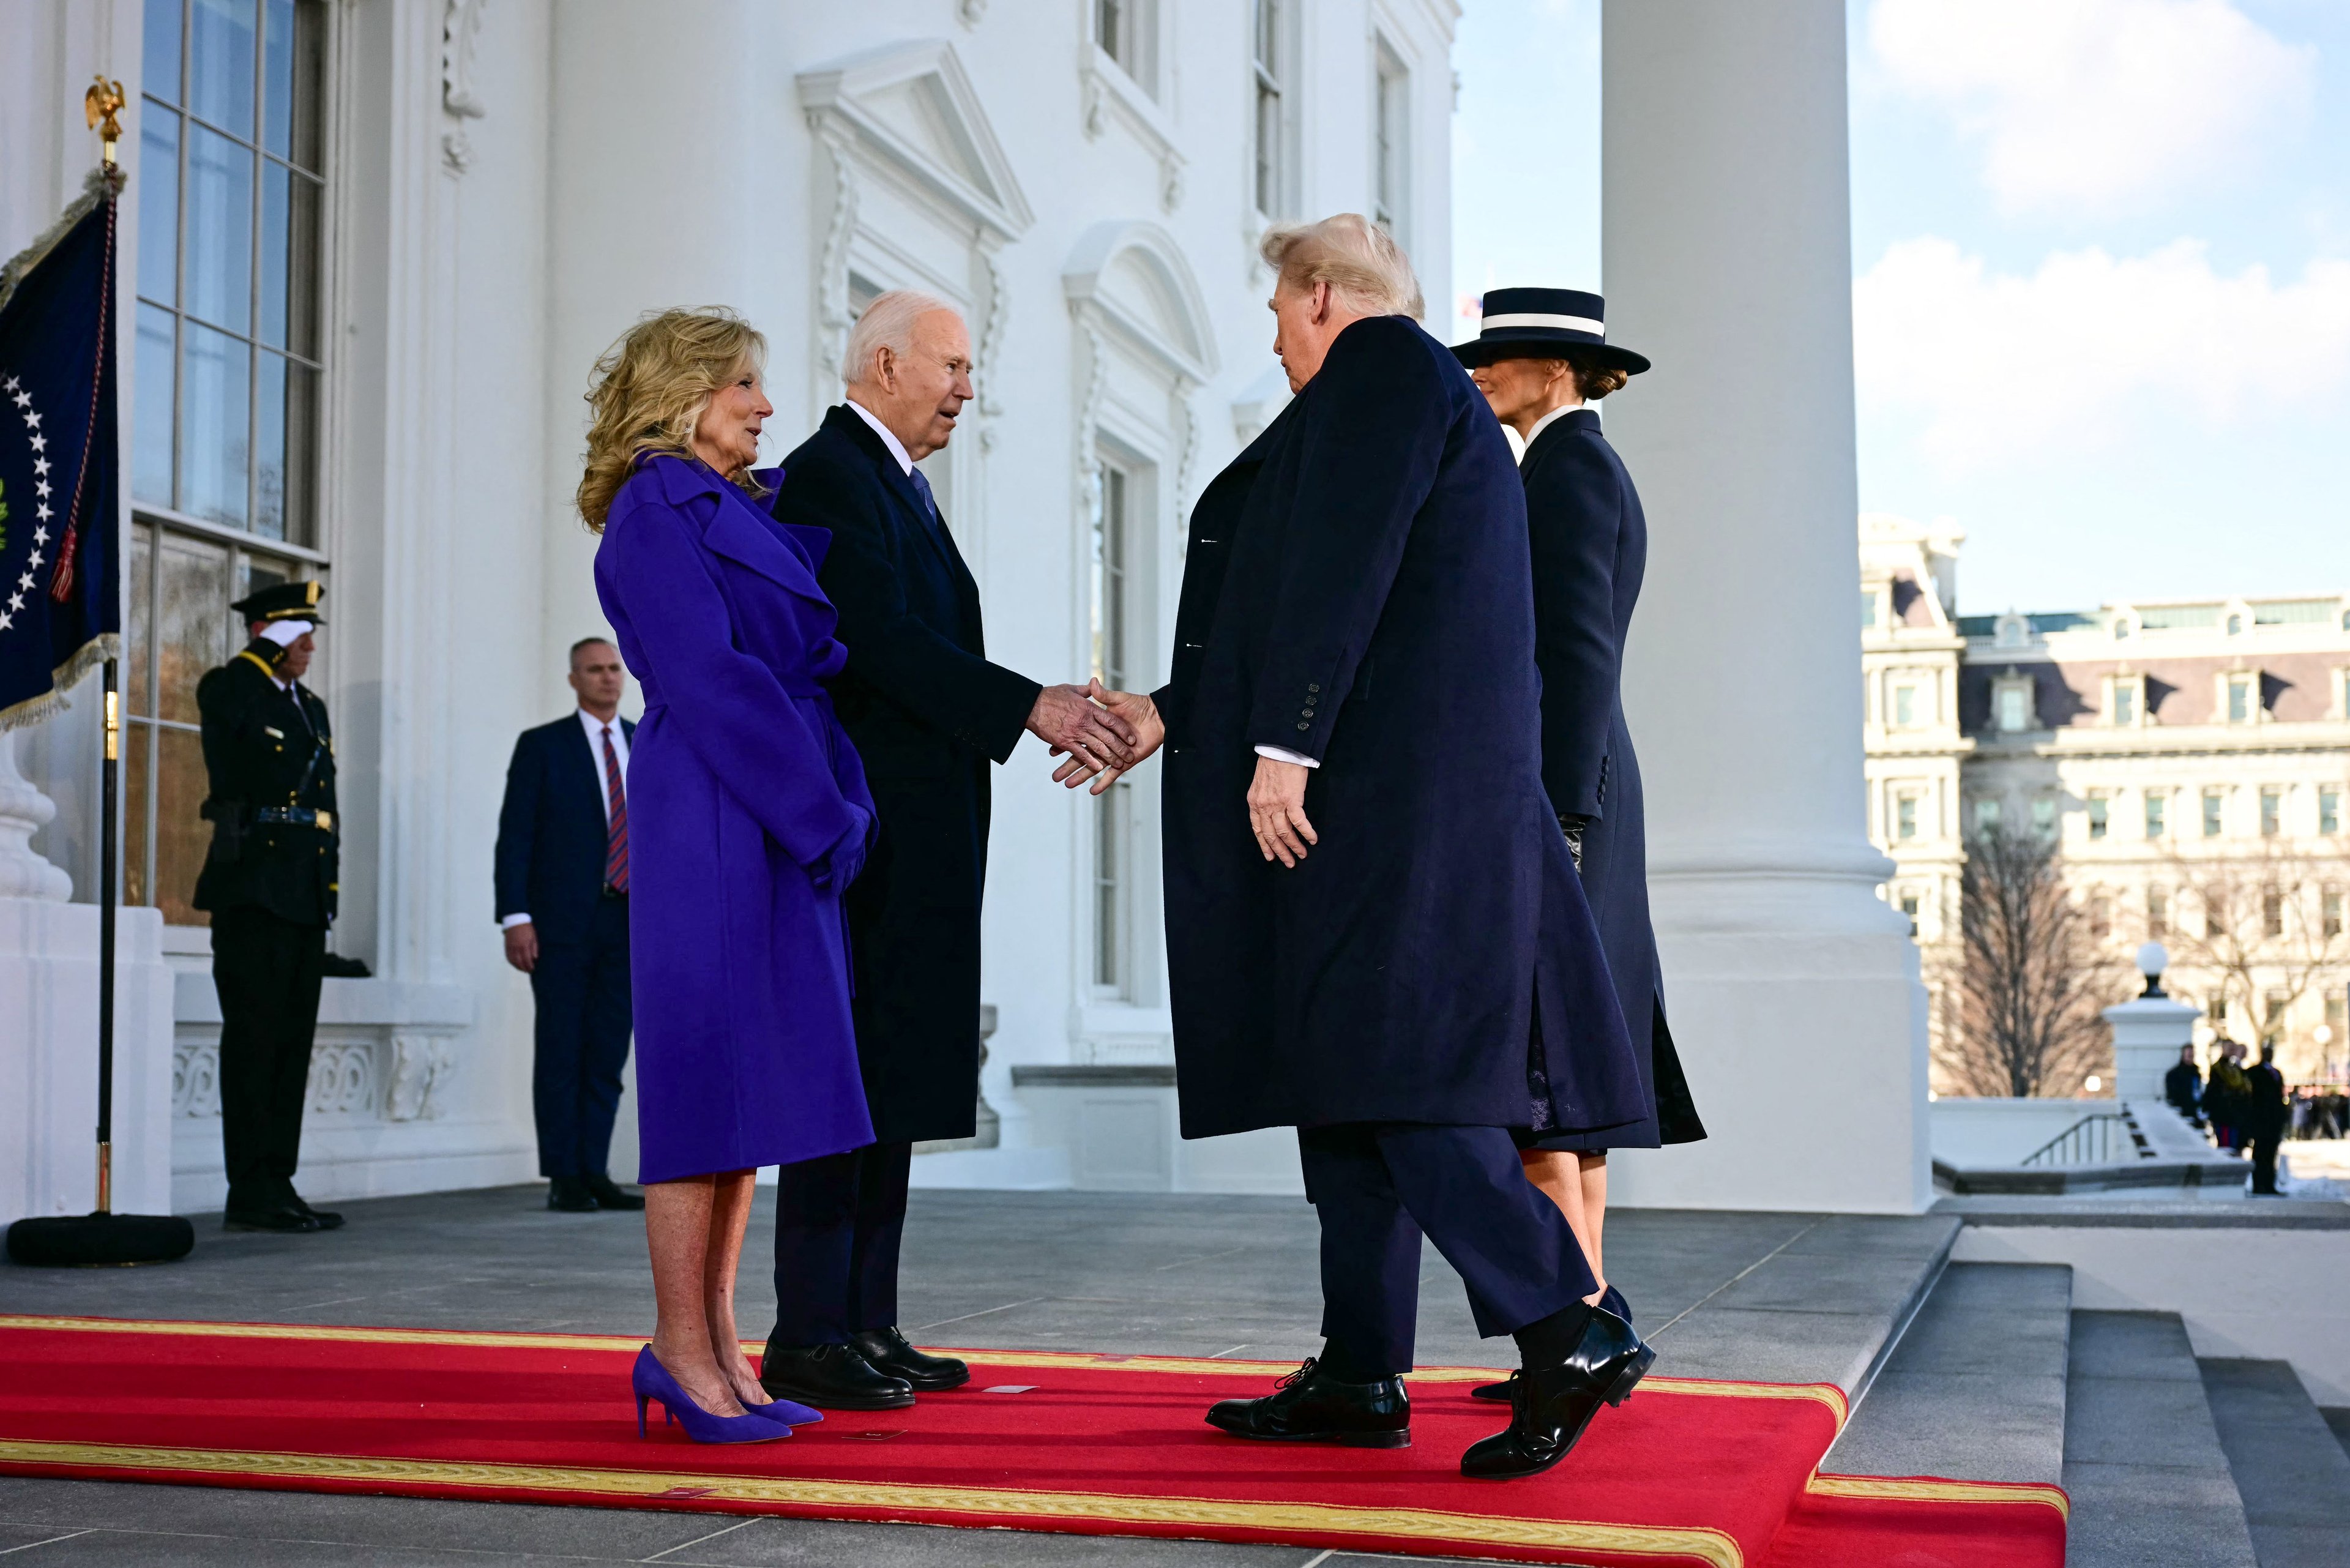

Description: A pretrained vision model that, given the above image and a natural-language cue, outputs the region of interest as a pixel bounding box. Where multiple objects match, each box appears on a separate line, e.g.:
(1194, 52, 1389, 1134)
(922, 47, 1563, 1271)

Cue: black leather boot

(1461, 1307, 1653, 1479)
(759, 1342, 917, 1411)
(1474, 1286, 1635, 1402)
(851, 1327, 970, 1391)
(1205, 1359, 1411, 1448)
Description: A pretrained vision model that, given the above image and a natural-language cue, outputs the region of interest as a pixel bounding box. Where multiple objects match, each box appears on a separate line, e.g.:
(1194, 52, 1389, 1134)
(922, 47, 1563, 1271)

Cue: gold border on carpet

(0, 1439, 1745, 1567)
(0, 1316, 1846, 1421)
(1805, 1473, 2070, 1522)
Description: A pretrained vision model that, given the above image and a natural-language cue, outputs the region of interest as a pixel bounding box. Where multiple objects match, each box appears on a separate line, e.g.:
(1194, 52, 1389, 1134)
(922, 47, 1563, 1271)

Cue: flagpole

(96, 659, 118, 1214)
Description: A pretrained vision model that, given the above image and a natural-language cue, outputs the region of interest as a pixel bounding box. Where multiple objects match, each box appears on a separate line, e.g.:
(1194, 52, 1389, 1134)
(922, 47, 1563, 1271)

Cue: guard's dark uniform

(193, 583, 340, 1224)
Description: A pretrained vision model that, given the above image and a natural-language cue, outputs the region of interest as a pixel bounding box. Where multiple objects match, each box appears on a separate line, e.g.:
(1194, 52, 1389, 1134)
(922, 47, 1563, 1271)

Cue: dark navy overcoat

(594, 455, 877, 1182)
(770, 408, 1040, 1145)
(1521, 409, 1706, 1149)
(1157, 316, 1645, 1138)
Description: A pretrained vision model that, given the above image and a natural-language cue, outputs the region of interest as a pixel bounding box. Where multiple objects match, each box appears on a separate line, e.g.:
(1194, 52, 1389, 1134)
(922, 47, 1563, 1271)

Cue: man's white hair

(1259, 214, 1423, 319)
(841, 289, 960, 384)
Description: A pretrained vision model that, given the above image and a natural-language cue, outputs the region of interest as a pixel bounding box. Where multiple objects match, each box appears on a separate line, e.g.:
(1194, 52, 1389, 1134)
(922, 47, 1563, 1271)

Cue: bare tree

(1941, 826, 2128, 1097)
(2155, 834, 2350, 1064)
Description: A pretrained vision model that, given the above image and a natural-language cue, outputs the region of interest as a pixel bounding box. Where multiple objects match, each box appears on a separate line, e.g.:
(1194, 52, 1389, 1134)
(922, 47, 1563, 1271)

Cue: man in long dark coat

(760, 290, 1136, 1411)
(1455, 289, 1706, 1342)
(1076, 218, 1656, 1479)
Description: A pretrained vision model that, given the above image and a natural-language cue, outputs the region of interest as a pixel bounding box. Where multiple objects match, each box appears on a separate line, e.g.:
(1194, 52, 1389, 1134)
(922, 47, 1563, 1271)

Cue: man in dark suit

(494, 637, 643, 1214)
(194, 581, 346, 1234)
(758, 289, 1136, 1411)
(2247, 1045, 2288, 1195)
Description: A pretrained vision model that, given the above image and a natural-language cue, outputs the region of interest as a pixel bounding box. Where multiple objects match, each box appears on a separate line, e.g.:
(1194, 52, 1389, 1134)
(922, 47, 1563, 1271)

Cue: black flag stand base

(6, 661, 193, 1267)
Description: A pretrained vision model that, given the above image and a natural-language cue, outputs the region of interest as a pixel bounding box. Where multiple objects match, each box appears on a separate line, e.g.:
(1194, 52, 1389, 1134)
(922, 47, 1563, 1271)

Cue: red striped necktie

(602, 724, 629, 894)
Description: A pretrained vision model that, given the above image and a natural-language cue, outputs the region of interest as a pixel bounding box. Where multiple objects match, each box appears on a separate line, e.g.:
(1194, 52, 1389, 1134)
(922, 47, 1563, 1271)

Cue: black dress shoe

(223, 1202, 319, 1233)
(546, 1178, 599, 1212)
(1204, 1359, 1411, 1448)
(283, 1190, 345, 1230)
(583, 1175, 644, 1211)
(851, 1327, 970, 1391)
(1474, 1286, 1633, 1402)
(760, 1343, 917, 1410)
(1461, 1307, 1653, 1480)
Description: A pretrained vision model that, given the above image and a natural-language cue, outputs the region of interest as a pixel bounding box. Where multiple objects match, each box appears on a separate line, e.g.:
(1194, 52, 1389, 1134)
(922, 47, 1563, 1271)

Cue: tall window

(2087, 792, 2109, 841)
(2259, 785, 2282, 838)
(1893, 683, 1917, 727)
(2262, 889, 2285, 939)
(2327, 987, 2347, 1039)
(1372, 42, 1409, 236)
(2144, 791, 2166, 840)
(1251, 0, 1286, 217)
(2109, 676, 2138, 726)
(1972, 797, 1999, 836)
(2204, 788, 2226, 838)
(2320, 785, 2340, 836)
(2149, 887, 2169, 938)
(2228, 673, 2255, 724)
(1995, 680, 2031, 733)
(1894, 791, 1919, 842)
(2205, 890, 2228, 939)
(2326, 887, 2344, 939)
(1091, 462, 1134, 994)
(129, 0, 328, 924)
(1095, 0, 1155, 94)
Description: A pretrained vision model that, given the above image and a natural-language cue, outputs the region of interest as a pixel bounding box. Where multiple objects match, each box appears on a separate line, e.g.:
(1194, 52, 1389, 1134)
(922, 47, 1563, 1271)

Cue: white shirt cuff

(1254, 745, 1320, 769)
(501, 913, 533, 929)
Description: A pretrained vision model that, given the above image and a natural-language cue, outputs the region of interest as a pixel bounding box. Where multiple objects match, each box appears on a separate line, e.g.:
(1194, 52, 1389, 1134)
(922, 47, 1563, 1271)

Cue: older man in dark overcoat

(759, 289, 1136, 1412)
(1078, 218, 1655, 1480)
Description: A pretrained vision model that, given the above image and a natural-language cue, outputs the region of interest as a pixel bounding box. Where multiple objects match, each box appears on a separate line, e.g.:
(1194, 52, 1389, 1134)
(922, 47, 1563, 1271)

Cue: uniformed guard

(193, 580, 346, 1233)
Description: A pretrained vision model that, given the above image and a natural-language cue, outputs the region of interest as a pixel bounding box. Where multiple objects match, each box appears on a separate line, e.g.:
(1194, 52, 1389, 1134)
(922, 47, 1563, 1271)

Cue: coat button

(1307, 684, 1321, 693)
(1296, 722, 1310, 731)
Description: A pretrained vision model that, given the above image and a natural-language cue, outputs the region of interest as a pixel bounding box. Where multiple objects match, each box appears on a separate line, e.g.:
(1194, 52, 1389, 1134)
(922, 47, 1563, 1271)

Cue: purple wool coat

(594, 455, 878, 1183)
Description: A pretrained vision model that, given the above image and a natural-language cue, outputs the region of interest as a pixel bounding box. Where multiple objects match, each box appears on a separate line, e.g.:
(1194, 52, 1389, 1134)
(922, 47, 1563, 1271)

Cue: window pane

(122, 722, 153, 907)
(136, 103, 180, 306)
(188, 0, 257, 139)
(252, 351, 316, 542)
(2146, 795, 2165, 838)
(260, 0, 295, 156)
(157, 529, 231, 723)
(282, 0, 325, 171)
(143, 0, 184, 106)
(125, 525, 154, 717)
(179, 321, 250, 525)
(154, 723, 214, 925)
(258, 168, 319, 356)
(1094, 789, 1122, 987)
(184, 122, 253, 334)
(132, 303, 177, 506)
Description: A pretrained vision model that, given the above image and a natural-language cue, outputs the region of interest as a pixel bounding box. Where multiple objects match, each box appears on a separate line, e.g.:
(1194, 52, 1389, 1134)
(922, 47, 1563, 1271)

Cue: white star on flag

(32, 527, 48, 544)
(35, 482, 50, 499)
(0, 614, 13, 630)
(32, 458, 48, 476)
(36, 504, 52, 521)
(29, 435, 43, 452)
(27, 551, 42, 569)
(15, 573, 31, 591)
(22, 412, 37, 429)
(6, 595, 22, 614)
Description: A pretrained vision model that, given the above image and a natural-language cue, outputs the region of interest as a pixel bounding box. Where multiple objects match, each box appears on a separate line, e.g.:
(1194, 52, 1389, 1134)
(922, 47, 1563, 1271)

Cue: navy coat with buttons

(771, 406, 1041, 1145)
(1156, 316, 1646, 1138)
(1520, 409, 1705, 1149)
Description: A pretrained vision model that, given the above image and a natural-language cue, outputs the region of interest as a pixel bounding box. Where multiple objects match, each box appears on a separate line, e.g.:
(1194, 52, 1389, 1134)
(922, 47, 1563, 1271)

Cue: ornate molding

(975, 250, 1010, 450)
(173, 1032, 458, 1123)
(1076, 51, 1185, 215)
(811, 132, 860, 397)
(957, 0, 987, 24)
(387, 1034, 456, 1121)
(439, 0, 488, 176)
(1072, 321, 1108, 531)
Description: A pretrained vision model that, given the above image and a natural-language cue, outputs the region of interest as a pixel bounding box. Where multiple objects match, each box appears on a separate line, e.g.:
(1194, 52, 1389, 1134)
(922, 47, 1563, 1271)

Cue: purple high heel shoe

(738, 1392, 823, 1427)
(631, 1346, 790, 1443)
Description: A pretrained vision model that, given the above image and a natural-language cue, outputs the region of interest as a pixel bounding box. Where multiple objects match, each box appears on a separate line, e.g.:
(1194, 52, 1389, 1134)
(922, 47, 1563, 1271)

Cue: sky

(1451, 0, 2350, 614)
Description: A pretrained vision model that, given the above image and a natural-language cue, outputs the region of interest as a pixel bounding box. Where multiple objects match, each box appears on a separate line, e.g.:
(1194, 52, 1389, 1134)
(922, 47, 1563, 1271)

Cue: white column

(1600, 0, 1930, 1212)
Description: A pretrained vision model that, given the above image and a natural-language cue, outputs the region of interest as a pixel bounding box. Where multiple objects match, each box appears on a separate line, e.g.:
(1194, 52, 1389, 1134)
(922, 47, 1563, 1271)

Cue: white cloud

(1854, 236, 2350, 472)
(1867, 0, 2313, 214)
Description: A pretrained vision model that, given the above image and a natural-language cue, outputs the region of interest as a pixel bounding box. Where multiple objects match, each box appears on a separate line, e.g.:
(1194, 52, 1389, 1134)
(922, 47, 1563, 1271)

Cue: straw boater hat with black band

(1451, 286, 1650, 376)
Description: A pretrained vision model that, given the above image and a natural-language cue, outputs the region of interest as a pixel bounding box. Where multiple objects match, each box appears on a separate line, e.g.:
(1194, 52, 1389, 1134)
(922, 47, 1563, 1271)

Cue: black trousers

(1302, 1122, 1595, 1379)
(210, 905, 326, 1206)
(528, 894, 633, 1179)
(768, 1140, 912, 1346)
(2250, 1132, 2281, 1194)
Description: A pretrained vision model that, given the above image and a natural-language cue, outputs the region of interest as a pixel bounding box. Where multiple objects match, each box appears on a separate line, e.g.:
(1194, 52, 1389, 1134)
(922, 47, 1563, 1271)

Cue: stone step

(1822, 1261, 2072, 1485)
(2063, 1310, 2257, 1567)
(2197, 1357, 2350, 1568)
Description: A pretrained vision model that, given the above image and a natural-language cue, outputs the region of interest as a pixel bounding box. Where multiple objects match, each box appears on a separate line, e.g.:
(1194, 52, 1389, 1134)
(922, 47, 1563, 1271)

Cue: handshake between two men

(1033, 682, 1318, 873)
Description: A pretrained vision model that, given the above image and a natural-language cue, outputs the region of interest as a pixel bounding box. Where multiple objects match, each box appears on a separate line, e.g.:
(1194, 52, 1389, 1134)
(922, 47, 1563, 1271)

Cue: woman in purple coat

(580, 308, 876, 1441)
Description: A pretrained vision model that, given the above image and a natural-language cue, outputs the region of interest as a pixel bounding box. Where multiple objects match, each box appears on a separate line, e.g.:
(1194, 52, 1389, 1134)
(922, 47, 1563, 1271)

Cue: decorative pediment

(1062, 220, 1216, 384)
(797, 40, 1032, 244)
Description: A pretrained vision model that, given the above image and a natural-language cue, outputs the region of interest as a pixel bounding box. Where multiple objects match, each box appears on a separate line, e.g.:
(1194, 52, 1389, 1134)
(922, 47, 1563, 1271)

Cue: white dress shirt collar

(579, 708, 628, 773)
(845, 397, 916, 477)
(1516, 401, 1588, 465)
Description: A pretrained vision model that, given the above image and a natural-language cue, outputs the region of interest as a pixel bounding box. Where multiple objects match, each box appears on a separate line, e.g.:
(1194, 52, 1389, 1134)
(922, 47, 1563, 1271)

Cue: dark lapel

(826, 404, 983, 632)
(1521, 406, 1601, 480)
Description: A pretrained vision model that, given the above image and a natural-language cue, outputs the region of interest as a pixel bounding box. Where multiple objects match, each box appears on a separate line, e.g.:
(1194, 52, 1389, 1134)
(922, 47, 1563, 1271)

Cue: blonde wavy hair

(1259, 214, 1424, 319)
(576, 307, 767, 532)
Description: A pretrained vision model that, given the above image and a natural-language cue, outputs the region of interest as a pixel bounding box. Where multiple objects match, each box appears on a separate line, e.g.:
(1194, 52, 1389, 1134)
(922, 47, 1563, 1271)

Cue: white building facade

(8, 0, 1933, 1221)
(1863, 517, 2350, 1090)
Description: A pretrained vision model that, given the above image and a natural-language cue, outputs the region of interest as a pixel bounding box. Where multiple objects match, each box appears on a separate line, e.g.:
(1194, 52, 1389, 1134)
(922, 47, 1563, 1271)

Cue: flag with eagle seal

(0, 166, 122, 731)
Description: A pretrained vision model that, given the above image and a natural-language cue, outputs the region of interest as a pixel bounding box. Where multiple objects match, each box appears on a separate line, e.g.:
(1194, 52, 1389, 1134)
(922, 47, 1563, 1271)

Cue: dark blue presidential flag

(0, 168, 122, 730)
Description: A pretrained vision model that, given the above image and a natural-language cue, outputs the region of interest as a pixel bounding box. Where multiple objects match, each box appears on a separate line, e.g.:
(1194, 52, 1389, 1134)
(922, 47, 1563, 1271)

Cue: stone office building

(1862, 514, 2350, 1089)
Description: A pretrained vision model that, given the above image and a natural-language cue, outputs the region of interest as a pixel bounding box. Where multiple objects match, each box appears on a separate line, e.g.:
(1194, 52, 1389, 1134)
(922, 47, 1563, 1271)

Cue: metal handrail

(2021, 1113, 2131, 1167)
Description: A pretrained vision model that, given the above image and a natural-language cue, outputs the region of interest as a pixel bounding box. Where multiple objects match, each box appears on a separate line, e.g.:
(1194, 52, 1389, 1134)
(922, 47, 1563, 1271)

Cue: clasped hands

(1039, 682, 1316, 870)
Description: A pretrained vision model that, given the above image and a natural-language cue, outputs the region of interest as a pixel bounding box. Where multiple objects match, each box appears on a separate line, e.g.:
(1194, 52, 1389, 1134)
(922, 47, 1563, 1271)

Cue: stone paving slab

(2062, 1311, 2256, 1568)
(2198, 1357, 2350, 1568)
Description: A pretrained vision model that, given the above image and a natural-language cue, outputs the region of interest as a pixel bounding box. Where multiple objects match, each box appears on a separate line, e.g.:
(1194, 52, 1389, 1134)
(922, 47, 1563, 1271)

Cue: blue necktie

(906, 466, 942, 530)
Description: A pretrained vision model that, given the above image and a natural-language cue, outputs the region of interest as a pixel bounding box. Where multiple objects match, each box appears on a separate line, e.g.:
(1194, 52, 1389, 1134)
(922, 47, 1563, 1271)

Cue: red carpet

(0, 1316, 2062, 1566)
